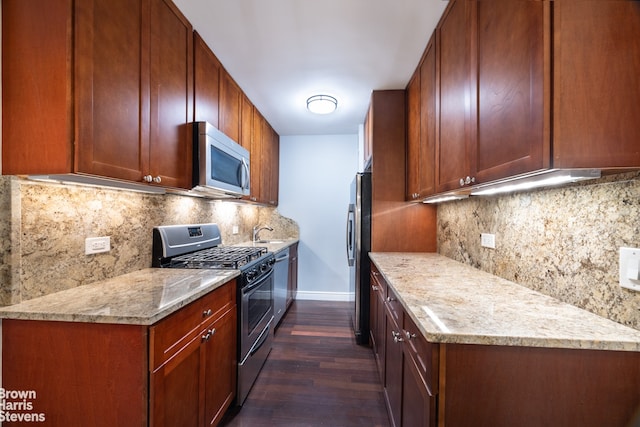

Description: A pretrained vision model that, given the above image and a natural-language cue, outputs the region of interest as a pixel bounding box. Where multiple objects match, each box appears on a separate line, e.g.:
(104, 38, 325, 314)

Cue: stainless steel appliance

(192, 121, 250, 198)
(346, 172, 372, 345)
(152, 223, 274, 405)
(272, 248, 290, 326)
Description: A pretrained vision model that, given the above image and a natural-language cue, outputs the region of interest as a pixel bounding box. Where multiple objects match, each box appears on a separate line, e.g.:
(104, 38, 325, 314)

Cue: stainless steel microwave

(192, 122, 250, 198)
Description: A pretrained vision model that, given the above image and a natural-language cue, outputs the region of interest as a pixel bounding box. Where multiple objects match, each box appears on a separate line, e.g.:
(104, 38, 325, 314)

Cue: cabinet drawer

(371, 265, 387, 295)
(385, 286, 403, 327)
(150, 279, 236, 370)
(403, 313, 439, 396)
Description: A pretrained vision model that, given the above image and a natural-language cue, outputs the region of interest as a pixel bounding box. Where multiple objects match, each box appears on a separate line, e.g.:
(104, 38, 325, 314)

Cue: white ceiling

(172, 0, 448, 136)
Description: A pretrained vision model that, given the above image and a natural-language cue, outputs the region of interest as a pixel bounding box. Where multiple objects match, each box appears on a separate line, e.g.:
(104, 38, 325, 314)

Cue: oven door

(240, 269, 274, 359)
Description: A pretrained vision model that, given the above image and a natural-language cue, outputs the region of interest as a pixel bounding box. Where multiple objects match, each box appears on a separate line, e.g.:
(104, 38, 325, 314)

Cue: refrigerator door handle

(346, 204, 355, 266)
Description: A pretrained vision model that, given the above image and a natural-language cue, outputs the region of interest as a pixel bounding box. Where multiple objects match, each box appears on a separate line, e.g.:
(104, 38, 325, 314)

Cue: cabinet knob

(391, 330, 404, 343)
(387, 296, 396, 302)
(143, 175, 153, 183)
(405, 331, 417, 340)
(203, 309, 212, 318)
(372, 285, 379, 291)
(459, 178, 465, 187)
(201, 328, 216, 342)
(153, 176, 162, 184)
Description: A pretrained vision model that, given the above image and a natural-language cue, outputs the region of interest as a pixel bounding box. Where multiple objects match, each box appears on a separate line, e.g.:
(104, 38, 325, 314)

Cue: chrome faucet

(252, 225, 274, 242)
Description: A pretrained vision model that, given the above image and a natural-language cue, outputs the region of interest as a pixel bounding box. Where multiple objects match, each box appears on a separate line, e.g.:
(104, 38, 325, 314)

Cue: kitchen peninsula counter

(369, 252, 640, 352)
(0, 268, 239, 325)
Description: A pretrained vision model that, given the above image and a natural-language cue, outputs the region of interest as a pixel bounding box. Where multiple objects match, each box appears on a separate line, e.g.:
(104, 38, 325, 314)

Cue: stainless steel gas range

(152, 223, 275, 405)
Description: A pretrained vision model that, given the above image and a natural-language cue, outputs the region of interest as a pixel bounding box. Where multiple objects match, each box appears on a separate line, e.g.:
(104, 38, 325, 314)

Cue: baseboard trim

(295, 291, 354, 302)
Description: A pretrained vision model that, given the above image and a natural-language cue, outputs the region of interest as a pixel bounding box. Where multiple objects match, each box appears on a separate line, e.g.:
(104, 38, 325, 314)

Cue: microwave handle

(240, 158, 250, 190)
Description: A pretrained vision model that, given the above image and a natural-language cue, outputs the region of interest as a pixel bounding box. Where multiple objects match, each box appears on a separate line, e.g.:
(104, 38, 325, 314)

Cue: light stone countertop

(0, 268, 240, 325)
(237, 238, 299, 254)
(369, 252, 640, 352)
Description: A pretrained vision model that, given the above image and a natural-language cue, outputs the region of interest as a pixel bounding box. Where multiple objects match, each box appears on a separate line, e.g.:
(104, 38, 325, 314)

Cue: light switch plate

(619, 247, 640, 292)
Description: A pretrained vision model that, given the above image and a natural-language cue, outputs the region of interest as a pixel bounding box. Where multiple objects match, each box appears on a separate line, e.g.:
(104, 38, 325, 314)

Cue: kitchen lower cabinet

(286, 242, 299, 308)
(383, 285, 438, 427)
(1, 279, 237, 427)
(371, 267, 640, 427)
(370, 266, 386, 383)
(150, 279, 237, 427)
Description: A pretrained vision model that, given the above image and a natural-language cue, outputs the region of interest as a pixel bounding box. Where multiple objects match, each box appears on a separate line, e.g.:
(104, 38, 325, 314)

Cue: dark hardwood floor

(221, 300, 390, 427)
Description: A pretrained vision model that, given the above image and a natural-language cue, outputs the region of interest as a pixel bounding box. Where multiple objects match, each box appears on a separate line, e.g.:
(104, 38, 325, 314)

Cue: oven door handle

(242, 270, 273, 295)
(249, 320, 272, 357)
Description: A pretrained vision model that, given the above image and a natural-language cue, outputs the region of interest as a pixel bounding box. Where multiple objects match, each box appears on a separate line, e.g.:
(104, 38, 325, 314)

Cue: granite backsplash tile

(438, 171, 640, 330)
(0, 176, 298, 304)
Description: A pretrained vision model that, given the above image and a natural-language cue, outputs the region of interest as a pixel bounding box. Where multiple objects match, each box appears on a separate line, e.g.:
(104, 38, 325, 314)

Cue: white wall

(278, 134, 359, 301)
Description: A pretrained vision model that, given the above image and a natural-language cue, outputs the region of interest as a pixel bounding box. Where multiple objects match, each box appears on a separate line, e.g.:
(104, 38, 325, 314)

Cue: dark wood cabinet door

(286, 243, 298, 307)
(203, 307, 237, 427)
(402, 352, 436, 427)
(474, 0, 549, 183)
(553, 1, 640, 169)
(150, 333, 202, 427)
(149, 0, 193, 189)
(406, 68, 421, 200)
(263, 124, 280, 206)
(240, 93, 254, 150)
(436, 0, 473, 193)
(419, 36, 437, 198)
(194, 31, 221, 128)
(248, 109, 264, 202)
(384, 309, 403, 427)
(75, 0, 148, 181)
(220, 70, 242, 143)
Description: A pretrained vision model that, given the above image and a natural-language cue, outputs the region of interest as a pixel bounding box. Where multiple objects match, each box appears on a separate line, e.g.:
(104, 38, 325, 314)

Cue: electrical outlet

(85, 237, 111, 255)
(232, 225, 239, 235)
(481, 233, 496, 249)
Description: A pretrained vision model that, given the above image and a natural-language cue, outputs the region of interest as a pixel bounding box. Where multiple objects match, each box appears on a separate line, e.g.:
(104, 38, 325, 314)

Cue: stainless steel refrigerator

(346, 172, 372, 345)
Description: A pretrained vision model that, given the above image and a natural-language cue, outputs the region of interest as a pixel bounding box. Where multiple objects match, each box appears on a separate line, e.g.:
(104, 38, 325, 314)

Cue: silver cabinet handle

(387, 296, 396, 302)
(143, 175, 153, 183)
(405, 331, 417, 340)
(203, 308, 212, 317)
(202, 328, 216, 342)
(391, 330, 404, 343)
(153, 176, 162, 184)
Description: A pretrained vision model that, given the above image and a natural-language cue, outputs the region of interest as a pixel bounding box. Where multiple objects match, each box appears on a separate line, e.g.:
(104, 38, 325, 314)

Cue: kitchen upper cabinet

(406, 35, 437, 200)
(194, 31, 222, 128)
(219, 69, 243, 144)
(435, 0, 548, 193)
(245, 107, 279, 205)
(148, 0, 193, 189)
(240, 93, 254, 151)
(435, 0, 473, 194)
(2, 0, 193, 190)
(473, 0, 548, 184)
(426, 0, 640, 197)
(553, 0, 640, 168)
(367, 91, 437, 252)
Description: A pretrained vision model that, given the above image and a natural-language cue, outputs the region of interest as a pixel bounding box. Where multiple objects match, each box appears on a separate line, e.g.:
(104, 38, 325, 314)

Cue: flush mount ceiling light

(306, 95, 337, 115)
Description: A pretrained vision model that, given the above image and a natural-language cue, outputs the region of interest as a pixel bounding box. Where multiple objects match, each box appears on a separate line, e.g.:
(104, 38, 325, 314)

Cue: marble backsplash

(0, 176, 298, 305)
(438, 171, 640, 330)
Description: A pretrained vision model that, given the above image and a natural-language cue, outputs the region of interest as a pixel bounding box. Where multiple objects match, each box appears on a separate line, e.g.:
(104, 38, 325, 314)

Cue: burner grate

(171, 246, 268, 269)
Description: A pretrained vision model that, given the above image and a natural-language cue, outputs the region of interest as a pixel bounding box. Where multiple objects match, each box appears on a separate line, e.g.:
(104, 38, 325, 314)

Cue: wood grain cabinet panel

(219, 69, 242, 144)
(367, 91, 437, 253)
(194, 31, 222, 128)
(473, 0, 549, 183)
(2, 280, 237, 427)
(553, 1, 640, 169)
(2, 0, 193, 189)
(435, 0, 473, 194)
(406, 35, 437, 200)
